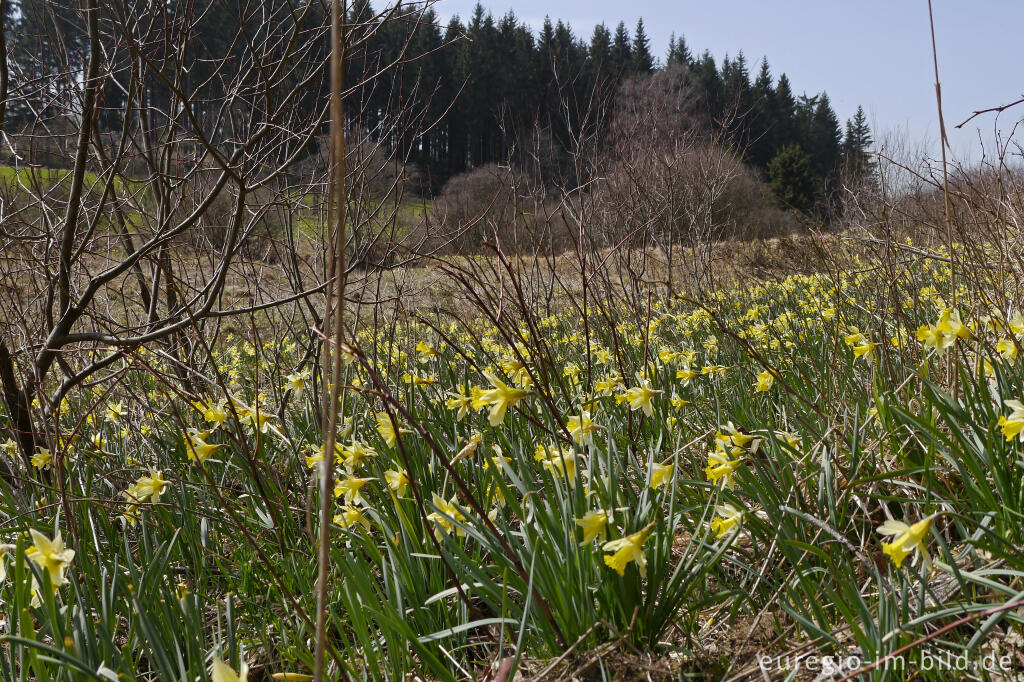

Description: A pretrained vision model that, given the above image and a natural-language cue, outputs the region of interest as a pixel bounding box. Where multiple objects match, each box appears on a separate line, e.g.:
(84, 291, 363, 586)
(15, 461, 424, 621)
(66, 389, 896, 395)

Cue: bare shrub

(588, 65, 796, 296)
(423, 164, 518, 254)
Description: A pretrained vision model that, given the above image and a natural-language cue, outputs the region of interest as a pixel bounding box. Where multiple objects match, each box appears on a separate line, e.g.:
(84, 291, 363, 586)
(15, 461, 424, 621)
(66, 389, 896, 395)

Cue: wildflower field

(3, 245, 1024, 680)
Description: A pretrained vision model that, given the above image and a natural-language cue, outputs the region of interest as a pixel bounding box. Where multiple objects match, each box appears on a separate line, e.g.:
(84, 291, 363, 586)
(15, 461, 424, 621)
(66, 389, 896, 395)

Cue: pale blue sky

(433, 0, 1024, 164)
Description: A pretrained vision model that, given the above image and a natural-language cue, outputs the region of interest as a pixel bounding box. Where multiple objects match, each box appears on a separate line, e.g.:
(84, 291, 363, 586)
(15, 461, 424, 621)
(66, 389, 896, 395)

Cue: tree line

(4, 0, 874, 214)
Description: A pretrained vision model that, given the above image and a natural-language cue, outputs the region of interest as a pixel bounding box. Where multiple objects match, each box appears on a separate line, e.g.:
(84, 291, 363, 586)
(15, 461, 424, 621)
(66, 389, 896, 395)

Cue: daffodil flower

(710, 504, 744, 538)
(480, 372, 531, 426)
(334, 475, 373, 505)
(334, 505, 371, 531)
(998, 400, 1024, 442)
(211, 656, 247, 682)
(427, 493, 466, 539)
(877, 516, 933, 571)
(997, 338, 1019, 360)
(575, 509, 608, 545)
(285, 372, 307, 394)
(621, 378, 662, 417)
(567, 410, 602, 445)
(602, 522, 655, 577)
(384, 469, 409, 497)
(676, 367, 698, 384)
(341, 441, 377, 470)
(185, 431, 222, 463)
(105, 402, 126, 424)
(650, 462, 673, 490)
(446, 389, 474, 421)
(25, 529, 75, 588)
(196, 400, 228, 427)
(375, 412, 412, 447)
(538, 447, 578, 486)
(755, 369, 776, 392)
(705, 447, 742, 488)
(31, 447, 53, 470)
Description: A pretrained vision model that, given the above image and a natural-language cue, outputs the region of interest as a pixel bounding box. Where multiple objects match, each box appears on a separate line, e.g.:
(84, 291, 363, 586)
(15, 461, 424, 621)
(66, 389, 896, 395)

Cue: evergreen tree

(610, 21, 631, 76)
(666, 33, 692, 66)
(842, 105, 874, 182)
(748, 57, 776, 168)
(808, 92, 843, 180)
(772, 73, 797, 149)
(692, 50, 723, 122)
(721, 51, 753, 145)
(632, 18, 654, 74)
(589, 23, 612, 68)
(768, 144, 815, 211)
(442, 15, 469, 177)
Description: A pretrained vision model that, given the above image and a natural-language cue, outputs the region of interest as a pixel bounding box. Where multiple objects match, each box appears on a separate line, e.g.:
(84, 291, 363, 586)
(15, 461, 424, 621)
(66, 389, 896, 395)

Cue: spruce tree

(610, 21, 632, 76)
(666, 33, 692, 66)
(768, 144, 815, 211)
(808, 92, 843, 180)
(842, 105, 875, 184)
(749, 58, 776, 169)
(590, 23, 612, 68)
(692, 50, 724, 121)
(773, 72, 797, 148)
(722, 51, 753, 145)
(632, 18, 654, 73)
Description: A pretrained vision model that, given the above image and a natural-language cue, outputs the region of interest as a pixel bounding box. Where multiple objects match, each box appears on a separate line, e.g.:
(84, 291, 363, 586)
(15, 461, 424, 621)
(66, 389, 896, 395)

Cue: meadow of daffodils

(3, 252, 1024, 680)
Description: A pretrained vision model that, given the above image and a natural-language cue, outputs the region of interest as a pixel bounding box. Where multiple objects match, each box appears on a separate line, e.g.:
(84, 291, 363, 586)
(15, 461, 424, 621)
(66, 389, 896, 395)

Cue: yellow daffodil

(998, 399, 1024, 442)
(25, 529, 75, 587)
(670, 393, 689, 409)
(717, 422, 755, 450)
(877, 516, 933, 571)
(575, 509, 608, 545)
(538, 447, 578, 486)
(341, 441, 376, 470)
(31, 447, 53, 470)
(917, 308, 974, 355)
(594, 374, 623, 396)
(480, 372, 530, 426)
(375, 412, 412, 447)
(567, 410, 602, 445)
(621, 378, 662, 417)
(196, 400, 228, 427)
(211, 656, 247, 682)
(997, 338, 1019, 360)
(285, 372, 307, 394)
(134, 469, 168, 503)
(602, 522, 655, 577)
(676, 367, 698, 384)
(334, 505, 371, 531)
(427, 493, 466, 539)
(384, 469, 409, 497)
(185, 431, 222, 463)
(755, 369, 776, 392)
(650, 462, 673, 490)
(416, 340, 439, 359)
(446, 389, 474, 421)
(334, 475, 372, 505)
(705, 447, 741, 488)
(710, 504, 744, 538)
(105, 402, 126, 424)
